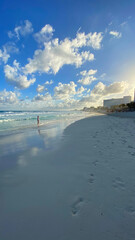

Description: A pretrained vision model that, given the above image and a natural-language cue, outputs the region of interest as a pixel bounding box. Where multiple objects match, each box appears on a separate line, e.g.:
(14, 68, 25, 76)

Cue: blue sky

(0, 0, 135, 110)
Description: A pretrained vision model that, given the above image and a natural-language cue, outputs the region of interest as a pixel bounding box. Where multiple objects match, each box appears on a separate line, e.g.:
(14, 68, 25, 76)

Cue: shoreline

(0, 111, 93, 137)
(0, 112, 98, 171)
(1, 113, 135, 239)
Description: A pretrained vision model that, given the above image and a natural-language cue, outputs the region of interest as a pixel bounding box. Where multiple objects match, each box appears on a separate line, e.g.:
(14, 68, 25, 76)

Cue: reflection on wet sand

(38, 127, 41, 135)
(0, 114, 90, 172)
(0, 120, 71, 171)
(0, 122, 62, 156)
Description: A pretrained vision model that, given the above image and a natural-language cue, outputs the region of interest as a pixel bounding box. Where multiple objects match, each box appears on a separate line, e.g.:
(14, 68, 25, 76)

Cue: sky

(0, 0, 135, 110)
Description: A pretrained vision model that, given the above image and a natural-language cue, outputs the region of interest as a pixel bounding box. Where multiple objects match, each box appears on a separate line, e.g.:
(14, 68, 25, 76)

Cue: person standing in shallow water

(37, 116, 39, 125)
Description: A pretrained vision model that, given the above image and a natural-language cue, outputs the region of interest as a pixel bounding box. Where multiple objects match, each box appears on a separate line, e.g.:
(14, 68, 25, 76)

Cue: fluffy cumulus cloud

(59, 81, 128, 108)
(36, 84, 48, 93)
(91, 81, 127, 96)
(8, 20, 33, 40)
(55, 98, 79, 109)
(78, 81, 128, 107)
(54, 81, 77, 100)
(0, 48, 10, 64)
(86, 32, 103, 49)
(32, 82, 86, 108)
(0, 89, 18, 104)
(34, 24, 54, 44)
(4, 60, 36, 89)
(36, 80, 54, 92)
(78, 69, 97, 85)
(24, 31, 103, 75)
(31, 81, 89, 110)
(109, 31, 122, 38)
(54, 81, 87, 100)
(36, 84, 45, 93)
(32, 92, 52, 102)
(77, 86, 86, 94)
(80, 69, 97, 76)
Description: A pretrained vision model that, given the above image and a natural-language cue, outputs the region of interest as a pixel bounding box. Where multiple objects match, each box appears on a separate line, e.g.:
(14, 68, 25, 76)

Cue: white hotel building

(103, 96, 131, 108)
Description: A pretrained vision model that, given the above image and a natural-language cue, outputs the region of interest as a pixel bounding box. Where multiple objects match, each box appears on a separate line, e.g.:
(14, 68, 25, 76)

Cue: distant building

(103, 96, 131, 108)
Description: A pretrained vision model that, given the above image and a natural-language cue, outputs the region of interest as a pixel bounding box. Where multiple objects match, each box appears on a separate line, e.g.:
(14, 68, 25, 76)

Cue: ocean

(0, 110, 88, 135)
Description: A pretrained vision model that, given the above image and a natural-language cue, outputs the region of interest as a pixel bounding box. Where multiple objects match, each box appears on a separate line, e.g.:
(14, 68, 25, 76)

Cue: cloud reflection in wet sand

(0, 118, 80, 171)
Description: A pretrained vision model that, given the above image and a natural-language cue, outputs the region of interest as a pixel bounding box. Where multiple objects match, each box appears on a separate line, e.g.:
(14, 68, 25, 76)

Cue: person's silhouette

(37, 116, 39, 125)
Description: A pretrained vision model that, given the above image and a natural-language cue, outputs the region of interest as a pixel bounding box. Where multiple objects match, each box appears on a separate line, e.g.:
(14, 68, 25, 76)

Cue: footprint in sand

(88, 173, 95, 184)
(121, 138, 127, 144)
(112, 177, 125, 191)
(128, 151, 135, 156)
(93, 131, 99, 138)
(71, 197, 84, 216)
(128, 145, 133, 149)
(92, 160, 98, 166)
(125, 206, 135, 217)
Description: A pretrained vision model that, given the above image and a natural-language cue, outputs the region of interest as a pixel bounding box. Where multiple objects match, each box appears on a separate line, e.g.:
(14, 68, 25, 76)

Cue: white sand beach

(0, 112, 135, 240)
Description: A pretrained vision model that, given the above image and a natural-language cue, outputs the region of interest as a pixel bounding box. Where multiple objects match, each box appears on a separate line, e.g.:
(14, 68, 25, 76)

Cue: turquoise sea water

(0, 110, 88, 135)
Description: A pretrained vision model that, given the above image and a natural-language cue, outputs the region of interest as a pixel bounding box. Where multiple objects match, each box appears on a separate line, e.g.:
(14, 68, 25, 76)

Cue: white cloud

(0, 48, 10, 64)
(8, 20, 33, 40)
(4, 60, 36, 89)
(36, 84, 47, 93)
(55, 98, 79, 109)
(77, 86, 86, 94)
(86, 32, 103, 49)
(91, 81, 127, 96)
(36, 80, 54, 93)
(32, 92, 52, 102)
(80, 69, 97, 76)
(0, 42, 19, 64)
(0, 89, 18, 104)
(80, 51, 94, 61)
(3, 42, 19, 54)
(78, 76, 97, 85)
(54, 81, 77, 100)
(78, 69, 97, 85)
(24, 30, 103, 75)
(36, 80, 53, 93)
(34, 24, 54, 44)
(45, 80, 53, 85)
(36, 84, 45, 93)
(54, 81, 129, 108)
(31, 81, 87, 109)
(54, 81, 87, 101)
(109, 31, 122, 38)
(1, 80, 129, 110)
(78, 81, 128, 108)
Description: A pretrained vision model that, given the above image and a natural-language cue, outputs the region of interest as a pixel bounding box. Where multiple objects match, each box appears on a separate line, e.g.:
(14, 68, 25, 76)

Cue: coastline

(0, 110, 90, 136)
(0, 112, 97, 171)
(0, 113, 135, 239)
